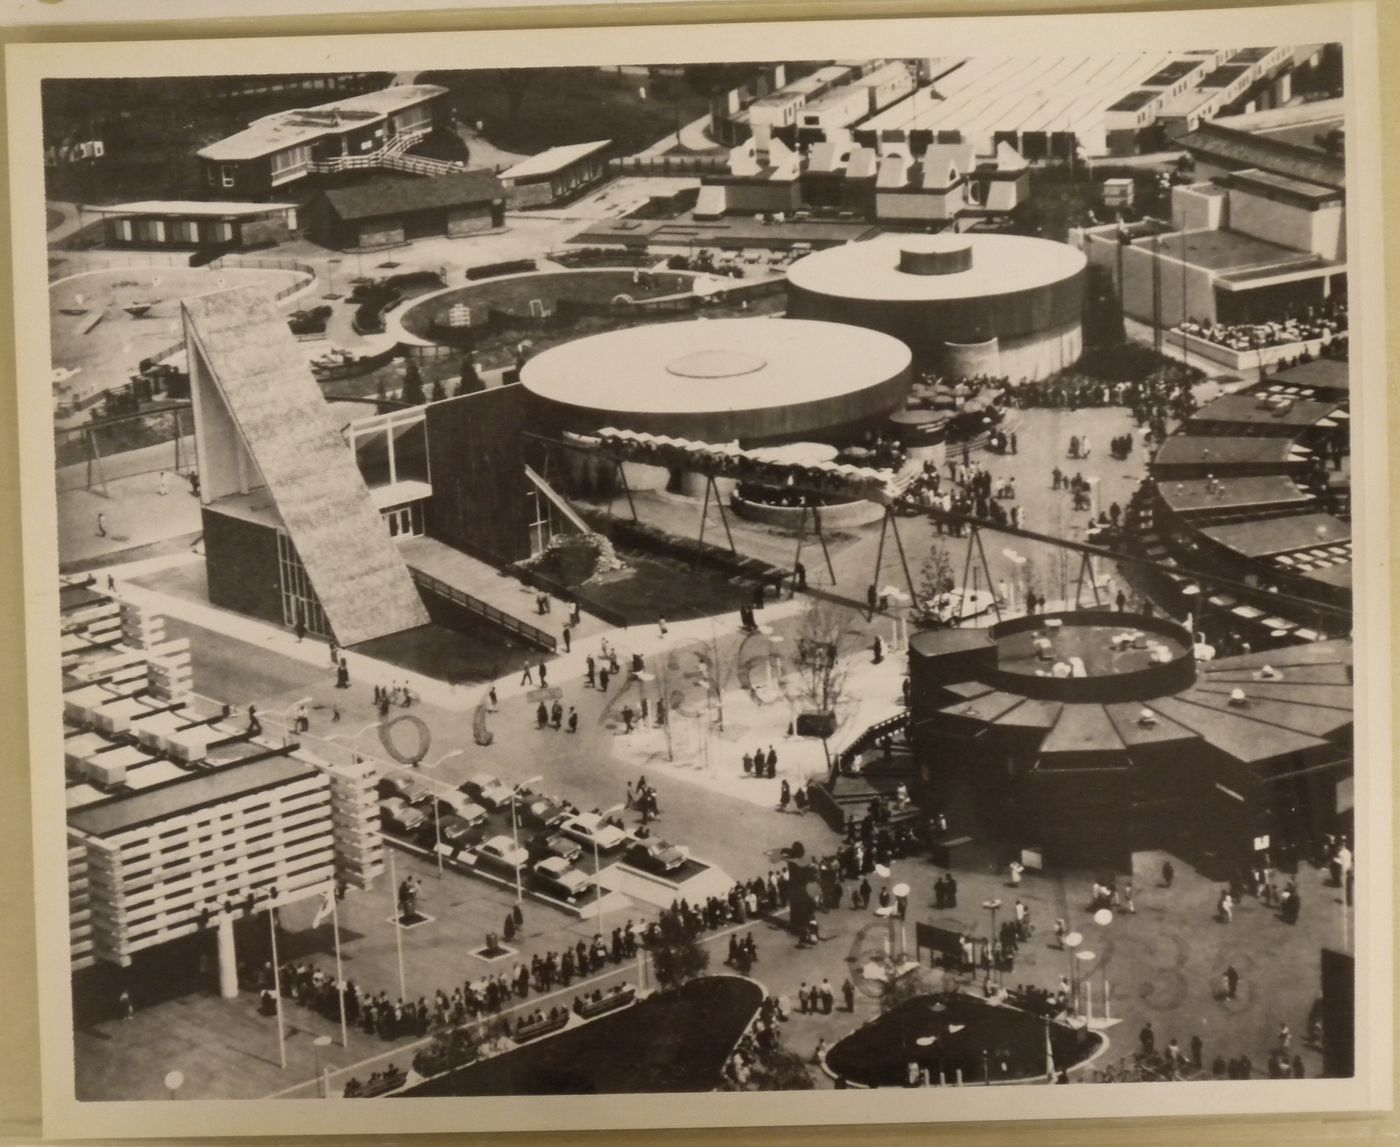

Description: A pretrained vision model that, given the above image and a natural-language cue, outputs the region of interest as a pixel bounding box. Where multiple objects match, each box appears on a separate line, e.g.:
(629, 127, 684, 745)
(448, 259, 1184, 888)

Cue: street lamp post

(508, 776, 543, 904)
(421, 749, 466, 879)
(312, 1034, 333, 1098)
(594, 803, 626, 929)
(1063, 931, 1083, 1012)
(983, 899, 1003, 990)
(326, 721, 381, 765)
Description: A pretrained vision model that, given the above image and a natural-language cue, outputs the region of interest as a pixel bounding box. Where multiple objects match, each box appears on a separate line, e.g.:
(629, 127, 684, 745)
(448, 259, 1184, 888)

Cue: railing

(307, 127, 438, 175)
(410, 568, 557, 653)
(383, 152, 465, 177)
(833, 711, 911, 785)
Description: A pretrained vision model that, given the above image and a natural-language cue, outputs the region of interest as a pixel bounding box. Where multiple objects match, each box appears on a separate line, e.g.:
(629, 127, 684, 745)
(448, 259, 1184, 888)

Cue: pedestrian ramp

(603, 856, 735, 909)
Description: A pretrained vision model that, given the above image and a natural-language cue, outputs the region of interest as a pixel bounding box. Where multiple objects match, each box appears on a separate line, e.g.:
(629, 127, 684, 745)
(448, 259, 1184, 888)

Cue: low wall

(1169, 329, 1337, 372)
(730, 495, 884, 530)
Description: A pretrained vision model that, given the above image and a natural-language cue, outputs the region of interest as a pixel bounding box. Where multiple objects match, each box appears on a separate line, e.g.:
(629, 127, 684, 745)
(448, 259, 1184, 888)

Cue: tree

(430, 377, 447, 402)
(917, 539, 956, 622)
(693, 627, 735, 732)
(648, 915, 709, 992)
(498, 68, 536, 129)
(455, 354, 486, 397)
(401, 359, 426, 405)
(792, 597, 852, 718)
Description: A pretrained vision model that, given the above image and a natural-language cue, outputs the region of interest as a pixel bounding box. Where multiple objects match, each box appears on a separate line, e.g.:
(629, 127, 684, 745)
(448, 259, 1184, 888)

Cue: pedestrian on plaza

(858, 876, 872, 910)
(536, 702, 549, 729)
(1116, 589, 1127, 612)
(117, 987, 133, 1020)
(842, 977, 855, 1012)
(1225, 964, 1240, 1000)
(585, 655, 596, 688)
(1123, 880, 1136, 914)
(158, 470, 169, 497)
(625, 782, 635, 809)
(521, 661, 534, 686)
(640, 697, 649, 723)
(1139, 1021, 1155, 1056)
(96, 511, 108, 537)
(872, 635, 883, 665)
(878, 885, 891, 910)
(599, 667, 610, 692)
(658, 615, 668, 637)
(1162, 860, 1175, 888)
(1218, 889, 1234, 924)
(1008, 860, 1023, 888)
(562, 625, 571, 654)
(743, 751, 754, 776)
(567, 707, 578, 734)
(794, 786, 808, 816)
(819, 978, 834, 1014)
(331, 704, 341, 723)
(795, 561, 807, 592)
(1278, 1022, 1291, 1051)
(539, 662, 548, 687)
(621, 705, 634, 734)
(779, 779, 791, 811)
(1292, 1055, 1306, 1078)
(550, 700, 563, 729)
(766, 746, 778, 778)
(487, 686, 498, 712)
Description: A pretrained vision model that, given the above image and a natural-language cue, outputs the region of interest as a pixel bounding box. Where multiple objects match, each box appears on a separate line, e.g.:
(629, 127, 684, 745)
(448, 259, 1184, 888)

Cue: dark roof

(1179, 121, 1345, 190)
(1156, 474, 1312, 515)
(1273, 357, 1350, 393)
(1152, 433, 1299, 469)
(68, 754, 320, 838)
(321, 171, 506, 222)
(1200, 512, 1349, 557)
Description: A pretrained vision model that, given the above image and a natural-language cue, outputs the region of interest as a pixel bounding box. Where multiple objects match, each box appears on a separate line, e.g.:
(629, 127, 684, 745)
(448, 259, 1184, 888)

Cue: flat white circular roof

(787, 232, 1086, 303)
(522, 317, 911, 416)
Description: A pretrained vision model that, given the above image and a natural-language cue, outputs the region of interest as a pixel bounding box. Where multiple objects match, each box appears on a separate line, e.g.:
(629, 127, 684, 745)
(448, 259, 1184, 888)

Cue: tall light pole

(508, 776, 543, 904)
(326, 721, 381, 765)
(1063, 930, 1083, 1012)
(421, 749, 466, 879)
(312, 1034, 333, 1098)
(594, 803, 625, 929)
(983, 899, 1002, 989)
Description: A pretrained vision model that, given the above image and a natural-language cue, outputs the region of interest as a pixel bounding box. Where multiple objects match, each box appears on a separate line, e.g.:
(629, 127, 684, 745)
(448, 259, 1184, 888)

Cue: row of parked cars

(376, 771, 688, 903)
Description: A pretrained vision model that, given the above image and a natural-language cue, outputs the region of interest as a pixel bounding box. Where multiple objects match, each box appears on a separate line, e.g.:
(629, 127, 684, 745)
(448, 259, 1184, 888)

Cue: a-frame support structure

(870, 504, 919, 609)
(792, 500, 836, 588)
(696, 472, 736, 554)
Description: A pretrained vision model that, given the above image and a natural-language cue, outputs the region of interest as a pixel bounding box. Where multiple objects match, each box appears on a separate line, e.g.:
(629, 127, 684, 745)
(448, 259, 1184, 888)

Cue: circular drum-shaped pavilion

(786, 233, 1086, 381)
(520, 317, 913, 447)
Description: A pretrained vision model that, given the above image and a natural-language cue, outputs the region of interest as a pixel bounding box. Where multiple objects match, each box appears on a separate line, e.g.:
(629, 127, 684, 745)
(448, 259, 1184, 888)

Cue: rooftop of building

(1151, 433, 1305, 469)
(1199, 511, 1350, 559)
(68, 751, 320, 839)
(197, 83, 446, 162)
(1188, 392, 1344, 429)
(498, 140, 612, 181)
(786, 231, 1085, 303)
(1178, 119, 1346, 190)
(319, 170, 505, 221)
(1273, 356, 1350, 393)
(1143, 227, 1336, 275)
(87, 200, 299, 218)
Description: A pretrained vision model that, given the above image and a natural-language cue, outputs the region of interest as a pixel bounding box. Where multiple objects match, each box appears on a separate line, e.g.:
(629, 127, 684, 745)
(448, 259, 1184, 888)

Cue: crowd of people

(1175, 299, 1347, 353)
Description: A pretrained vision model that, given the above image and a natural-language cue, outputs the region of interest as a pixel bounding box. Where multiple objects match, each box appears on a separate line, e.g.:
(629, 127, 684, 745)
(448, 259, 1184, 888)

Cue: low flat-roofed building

(305, 170, 506, 249)
(196, 83, 449, 197)
(498, 139, 612, 204)
(89, 200, 298, 251)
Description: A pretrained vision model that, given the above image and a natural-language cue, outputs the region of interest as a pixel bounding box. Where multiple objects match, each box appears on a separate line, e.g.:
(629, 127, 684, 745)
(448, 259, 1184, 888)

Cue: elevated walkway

(182, 285, 427, 646)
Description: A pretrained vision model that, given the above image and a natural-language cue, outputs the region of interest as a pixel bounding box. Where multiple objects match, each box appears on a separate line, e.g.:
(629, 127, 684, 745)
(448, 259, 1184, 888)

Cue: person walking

(539, 662, 548, 687)
(779, 779, 791, 812)
(520, 661, 534, 686)
(96, 511, 108, 537)
(562, 625, 571, 654)
(842, 977, 855, 1012)
(1225, 964, 1240, 1000)
(567, 707, 578, 734)
(157, 470, 169, 497)
(536, 702, 548, 729)
(658, 616, 668, 637)
(766, 746, 778, 778)
(1162, 860, 1175, 888)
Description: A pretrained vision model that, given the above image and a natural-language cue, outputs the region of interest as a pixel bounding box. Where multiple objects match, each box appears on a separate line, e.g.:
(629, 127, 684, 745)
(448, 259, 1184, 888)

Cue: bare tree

(792, 598, 853, 719)
(693, 626, 734, 733)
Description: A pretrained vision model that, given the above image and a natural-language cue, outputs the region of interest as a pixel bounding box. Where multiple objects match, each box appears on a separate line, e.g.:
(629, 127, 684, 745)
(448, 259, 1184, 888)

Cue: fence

(410, 568, 557, 653)
(55, 406, 196, 493)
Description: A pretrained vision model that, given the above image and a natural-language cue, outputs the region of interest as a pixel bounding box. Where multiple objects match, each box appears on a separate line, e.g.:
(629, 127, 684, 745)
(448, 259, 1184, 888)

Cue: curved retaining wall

(730, 495, 885, 530)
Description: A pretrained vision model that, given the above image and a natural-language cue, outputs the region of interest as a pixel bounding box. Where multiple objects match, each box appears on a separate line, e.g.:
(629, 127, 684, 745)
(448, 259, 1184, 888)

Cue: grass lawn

(400, 975, 763, 1095)
(419, 67, 711, 156)
(559, 547, 752, 627)
(825, 992, 1101, 1086)
(398, 269, 698, 340)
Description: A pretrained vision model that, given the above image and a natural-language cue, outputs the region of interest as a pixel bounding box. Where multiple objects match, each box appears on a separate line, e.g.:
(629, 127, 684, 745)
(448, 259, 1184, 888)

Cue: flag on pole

(312, 885, 335, 929)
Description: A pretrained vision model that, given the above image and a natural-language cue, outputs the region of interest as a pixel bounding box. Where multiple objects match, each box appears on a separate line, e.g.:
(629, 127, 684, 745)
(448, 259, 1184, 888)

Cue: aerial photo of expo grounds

(40, 47, 1359, 1101)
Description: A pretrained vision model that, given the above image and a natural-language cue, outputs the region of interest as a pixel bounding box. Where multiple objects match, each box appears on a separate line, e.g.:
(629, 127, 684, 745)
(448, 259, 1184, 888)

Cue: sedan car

(461, 772, 511, 811)
(426, 814, 486, 854)
(377, 774, 434, 807)
(471, 834, 530, 874)
(379, 797, 427, 836)
(532, 856, 593, 901)
(525, 829, 583, 863)
(516, 796, 568, 831)
(430, 792, 488, 825)
(626, 837, 686, 874)
(557, 813, 630, 852)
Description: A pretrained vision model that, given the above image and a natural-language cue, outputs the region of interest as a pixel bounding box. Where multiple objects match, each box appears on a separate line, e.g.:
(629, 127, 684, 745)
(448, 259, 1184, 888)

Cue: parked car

(461, 772, 511, 811)
(557, 812, 630, 853)
(626, 837, 686, 874)
(430, 792, 488, 825)
(516, 796, 568, 831)
(471, 834, 530, 874)
(377, 774, 434, 807)
(525, 829, 582, 863)
(532, 856, 592, 901)
(379, 796, 427, 836)
(426, 814, 486, 854)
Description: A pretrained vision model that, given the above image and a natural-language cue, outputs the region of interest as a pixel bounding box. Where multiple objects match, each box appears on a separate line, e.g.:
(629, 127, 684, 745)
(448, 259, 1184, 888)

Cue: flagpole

(388, 849, 407, 1001)
(330, 886, 348, 1049)
(268, 901, 288, 1069)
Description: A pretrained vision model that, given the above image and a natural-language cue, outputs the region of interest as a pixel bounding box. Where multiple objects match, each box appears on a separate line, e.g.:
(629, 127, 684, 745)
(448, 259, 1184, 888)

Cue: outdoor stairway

(182, 285, 429, 646)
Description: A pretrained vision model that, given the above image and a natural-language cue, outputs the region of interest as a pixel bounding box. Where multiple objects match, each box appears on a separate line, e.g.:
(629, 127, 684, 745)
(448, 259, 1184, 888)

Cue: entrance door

(385, 502, 424, 539)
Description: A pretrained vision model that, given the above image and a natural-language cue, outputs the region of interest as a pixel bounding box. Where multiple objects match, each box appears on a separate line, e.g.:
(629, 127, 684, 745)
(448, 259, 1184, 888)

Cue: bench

(343, 1068, 406, 1098)
(514, 1012, 569, 1043)
(574, 986, 636, 1020)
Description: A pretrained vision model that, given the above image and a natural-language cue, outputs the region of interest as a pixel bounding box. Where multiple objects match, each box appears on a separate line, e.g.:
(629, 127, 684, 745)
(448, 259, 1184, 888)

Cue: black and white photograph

(6, 2, 1391, 1138)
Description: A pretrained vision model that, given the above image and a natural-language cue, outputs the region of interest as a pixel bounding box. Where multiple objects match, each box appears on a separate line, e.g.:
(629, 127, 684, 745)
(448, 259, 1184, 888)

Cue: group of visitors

(1175, 299, 1347, 353)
